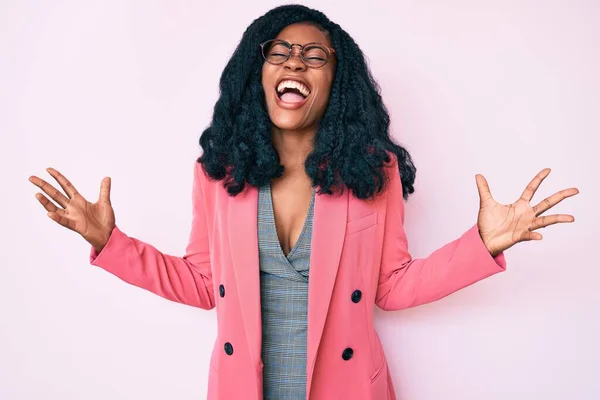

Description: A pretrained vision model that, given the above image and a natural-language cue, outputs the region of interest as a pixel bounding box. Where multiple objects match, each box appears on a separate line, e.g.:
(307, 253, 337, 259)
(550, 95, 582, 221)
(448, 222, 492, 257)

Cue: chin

(271, 120, 304, 131)
(268, 113, 309, 131)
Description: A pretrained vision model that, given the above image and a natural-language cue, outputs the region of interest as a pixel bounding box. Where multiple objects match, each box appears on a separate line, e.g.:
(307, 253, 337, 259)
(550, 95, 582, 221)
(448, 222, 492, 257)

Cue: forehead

(275, 23, 331, 46)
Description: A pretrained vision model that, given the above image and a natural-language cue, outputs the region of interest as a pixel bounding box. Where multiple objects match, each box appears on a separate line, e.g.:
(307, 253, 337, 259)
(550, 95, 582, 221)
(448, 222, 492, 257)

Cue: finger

(532, 187, 579, 216)
(530, 214, 575, 230)
(520, 168, 551, 203)
(46, 167, 80, 200)
(47, 211, 76, 231)
(475, 174, 493, 207)
(29, 175, 70, 208)
(35, 192, 65, 214)
(521, 231, 543, 241)
(99, 177, 111, 204)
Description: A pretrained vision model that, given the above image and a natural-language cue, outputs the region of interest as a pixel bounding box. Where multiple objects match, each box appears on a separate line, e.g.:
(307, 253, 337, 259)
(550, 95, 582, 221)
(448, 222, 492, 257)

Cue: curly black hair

(197, 4, 416, 200)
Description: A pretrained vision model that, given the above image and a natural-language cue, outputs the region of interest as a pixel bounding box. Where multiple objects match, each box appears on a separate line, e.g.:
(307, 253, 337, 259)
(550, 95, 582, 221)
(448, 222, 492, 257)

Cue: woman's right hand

(29, 168, 116, 254)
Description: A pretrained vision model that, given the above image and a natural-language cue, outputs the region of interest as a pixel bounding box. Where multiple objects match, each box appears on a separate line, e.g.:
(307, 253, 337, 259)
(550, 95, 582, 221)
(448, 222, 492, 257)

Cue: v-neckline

(266, 181, 315, 260)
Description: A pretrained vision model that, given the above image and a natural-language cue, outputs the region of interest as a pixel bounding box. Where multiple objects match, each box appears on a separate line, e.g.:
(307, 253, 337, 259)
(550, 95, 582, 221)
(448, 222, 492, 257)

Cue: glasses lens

(262, 40, 290, 64)
(302, 45, 328, 67)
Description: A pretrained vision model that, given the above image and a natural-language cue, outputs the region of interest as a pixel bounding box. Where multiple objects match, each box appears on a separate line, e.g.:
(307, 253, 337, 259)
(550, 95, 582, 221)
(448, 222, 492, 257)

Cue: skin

(261, 22, 336, 255)
(475, 169, 579, 257)
(28, 23, 579, 260)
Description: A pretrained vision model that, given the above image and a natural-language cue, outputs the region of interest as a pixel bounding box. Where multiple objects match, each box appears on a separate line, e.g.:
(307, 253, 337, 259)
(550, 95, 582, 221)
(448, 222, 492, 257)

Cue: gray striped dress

(257, 181, 315, 400)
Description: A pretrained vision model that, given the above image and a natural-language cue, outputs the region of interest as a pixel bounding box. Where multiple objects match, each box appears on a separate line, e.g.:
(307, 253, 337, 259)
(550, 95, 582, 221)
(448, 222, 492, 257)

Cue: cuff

(464, 223, 507, 272)
(89, 225, 125, 265)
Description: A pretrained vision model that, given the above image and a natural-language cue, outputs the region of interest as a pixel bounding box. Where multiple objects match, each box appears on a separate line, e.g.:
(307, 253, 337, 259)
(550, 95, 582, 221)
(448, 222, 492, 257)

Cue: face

(261, 23, 336, 132)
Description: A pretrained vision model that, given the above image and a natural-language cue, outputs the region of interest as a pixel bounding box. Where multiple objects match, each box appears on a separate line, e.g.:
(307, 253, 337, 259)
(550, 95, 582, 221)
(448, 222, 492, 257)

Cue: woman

(28, 4, 578, 400)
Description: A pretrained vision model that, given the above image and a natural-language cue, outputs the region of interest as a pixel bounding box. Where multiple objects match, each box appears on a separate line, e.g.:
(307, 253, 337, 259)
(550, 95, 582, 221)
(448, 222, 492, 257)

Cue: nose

(283, 44, 307, 72)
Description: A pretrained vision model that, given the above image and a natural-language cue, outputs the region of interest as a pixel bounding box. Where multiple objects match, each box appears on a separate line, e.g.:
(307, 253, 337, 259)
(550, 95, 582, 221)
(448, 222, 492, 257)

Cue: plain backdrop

(2, 0, 599, 399)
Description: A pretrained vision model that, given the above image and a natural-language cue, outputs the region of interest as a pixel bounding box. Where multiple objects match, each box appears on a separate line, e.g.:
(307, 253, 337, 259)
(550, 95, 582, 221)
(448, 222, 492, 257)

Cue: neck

(271, 125, 316, 175)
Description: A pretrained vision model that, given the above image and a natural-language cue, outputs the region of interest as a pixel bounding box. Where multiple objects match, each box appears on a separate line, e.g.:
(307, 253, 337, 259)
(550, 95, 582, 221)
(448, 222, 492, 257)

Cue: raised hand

(475, 168, 579, 257)
(29, 168, 115, 253)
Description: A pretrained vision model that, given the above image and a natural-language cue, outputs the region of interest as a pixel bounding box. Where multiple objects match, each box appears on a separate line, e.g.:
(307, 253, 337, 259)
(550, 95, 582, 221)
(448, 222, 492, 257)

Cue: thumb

(475, 174, 493, 208)
(99, 176, 112, 204)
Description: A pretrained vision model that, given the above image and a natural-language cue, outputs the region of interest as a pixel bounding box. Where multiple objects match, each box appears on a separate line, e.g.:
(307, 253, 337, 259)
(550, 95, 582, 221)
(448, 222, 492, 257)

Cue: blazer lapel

(306, 187, 348, 394)
(227, 184, 262, 368)
(227, 182, 349, 392)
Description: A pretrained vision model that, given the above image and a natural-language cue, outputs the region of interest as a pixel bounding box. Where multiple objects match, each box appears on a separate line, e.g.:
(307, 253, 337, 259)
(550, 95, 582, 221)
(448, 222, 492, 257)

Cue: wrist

(478, 227, 499, 257)
(90, 226, 114, 254)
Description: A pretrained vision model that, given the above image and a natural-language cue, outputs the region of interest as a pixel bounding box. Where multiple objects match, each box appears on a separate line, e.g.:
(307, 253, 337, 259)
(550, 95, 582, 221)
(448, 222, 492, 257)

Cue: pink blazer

(90, 154, 506, 399)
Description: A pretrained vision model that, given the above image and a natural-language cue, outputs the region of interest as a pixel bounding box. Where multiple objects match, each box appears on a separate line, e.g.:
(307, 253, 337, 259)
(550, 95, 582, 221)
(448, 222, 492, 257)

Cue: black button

(224, 342, 234, 355)
(342, 347, 353, 360)
(351, 290, 362, 303)
(219, 284, 225, 298)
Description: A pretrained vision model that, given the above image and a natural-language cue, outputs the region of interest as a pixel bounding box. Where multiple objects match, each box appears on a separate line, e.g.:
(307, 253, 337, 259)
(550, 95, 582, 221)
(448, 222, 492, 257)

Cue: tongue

(281, 92, 305, 103)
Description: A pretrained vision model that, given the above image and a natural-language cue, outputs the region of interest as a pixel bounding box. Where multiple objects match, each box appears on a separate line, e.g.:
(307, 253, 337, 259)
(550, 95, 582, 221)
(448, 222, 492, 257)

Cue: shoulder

(193, 159, 216, 194)
(192, 159, 233, 201)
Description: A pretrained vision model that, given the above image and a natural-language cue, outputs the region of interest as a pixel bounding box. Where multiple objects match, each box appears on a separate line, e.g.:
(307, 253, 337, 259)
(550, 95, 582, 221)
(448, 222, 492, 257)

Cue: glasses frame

(259, 39, 336, 69)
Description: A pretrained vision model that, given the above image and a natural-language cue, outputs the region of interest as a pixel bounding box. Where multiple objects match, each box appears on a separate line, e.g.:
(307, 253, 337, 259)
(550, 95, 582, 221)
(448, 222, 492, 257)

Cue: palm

(29, 168, 115, 251)
(65, 193, 115, 239)
(475, 168, 579, 257)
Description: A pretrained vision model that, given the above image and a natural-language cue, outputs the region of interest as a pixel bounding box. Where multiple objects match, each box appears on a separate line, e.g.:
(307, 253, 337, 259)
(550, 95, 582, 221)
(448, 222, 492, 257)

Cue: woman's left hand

(475, 168, 579, 257)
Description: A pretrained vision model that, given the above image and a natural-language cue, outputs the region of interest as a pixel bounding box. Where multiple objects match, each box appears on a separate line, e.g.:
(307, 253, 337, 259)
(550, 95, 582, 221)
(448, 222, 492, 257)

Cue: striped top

(258, 181, 315, 400)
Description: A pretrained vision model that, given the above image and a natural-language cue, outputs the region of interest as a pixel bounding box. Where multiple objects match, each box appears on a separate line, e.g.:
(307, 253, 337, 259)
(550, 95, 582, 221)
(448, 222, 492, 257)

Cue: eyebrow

(275, 39, 327, 44)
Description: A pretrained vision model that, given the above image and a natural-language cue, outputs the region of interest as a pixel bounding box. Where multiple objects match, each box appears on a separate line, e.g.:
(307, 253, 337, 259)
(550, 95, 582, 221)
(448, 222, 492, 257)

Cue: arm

(89, 161, 215, 310)
(376, 156, 506, 311)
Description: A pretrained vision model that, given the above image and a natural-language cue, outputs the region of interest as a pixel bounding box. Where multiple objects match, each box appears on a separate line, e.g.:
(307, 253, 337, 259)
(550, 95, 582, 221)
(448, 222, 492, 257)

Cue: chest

(269, 177, 314, 257)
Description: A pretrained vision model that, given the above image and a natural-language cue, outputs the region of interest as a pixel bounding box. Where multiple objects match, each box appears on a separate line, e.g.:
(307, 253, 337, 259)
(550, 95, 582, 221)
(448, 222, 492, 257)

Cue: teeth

(277, 80, 310, 97)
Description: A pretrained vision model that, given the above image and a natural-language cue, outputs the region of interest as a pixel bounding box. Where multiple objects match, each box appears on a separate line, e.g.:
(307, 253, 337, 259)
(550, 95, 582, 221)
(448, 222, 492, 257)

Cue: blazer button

(219, 284, 225, 298)
(342, 347, 353, 361)
(224, 342, 234, 355)
(351, 290, 362, 303)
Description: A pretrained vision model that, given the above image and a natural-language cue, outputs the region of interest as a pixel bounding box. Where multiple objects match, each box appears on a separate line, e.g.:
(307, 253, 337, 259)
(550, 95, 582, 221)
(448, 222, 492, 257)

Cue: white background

(2, 0, 599, 399)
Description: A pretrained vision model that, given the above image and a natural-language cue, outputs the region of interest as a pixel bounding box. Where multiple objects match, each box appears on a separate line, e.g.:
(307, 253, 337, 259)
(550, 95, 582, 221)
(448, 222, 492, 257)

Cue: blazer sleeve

(88, 161, 215, 310)
(375, 155, 506, 311)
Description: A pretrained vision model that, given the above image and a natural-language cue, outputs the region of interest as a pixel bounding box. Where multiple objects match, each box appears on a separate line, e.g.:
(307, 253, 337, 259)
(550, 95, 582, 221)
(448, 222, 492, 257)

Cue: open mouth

(276, 79, 311, 104)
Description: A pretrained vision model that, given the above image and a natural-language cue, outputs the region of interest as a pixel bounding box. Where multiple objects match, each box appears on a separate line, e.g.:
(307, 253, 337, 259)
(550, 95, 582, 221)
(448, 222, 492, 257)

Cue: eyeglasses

(260, 39, 336, 69)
